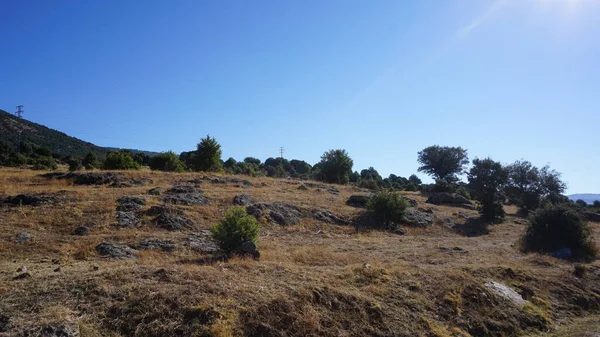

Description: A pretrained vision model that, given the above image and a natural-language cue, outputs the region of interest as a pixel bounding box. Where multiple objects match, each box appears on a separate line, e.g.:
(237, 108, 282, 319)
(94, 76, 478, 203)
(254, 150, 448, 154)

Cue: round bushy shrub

(32, 156, 58, 170)
(523, 205, 597, 261)
(367, 190, 409, 223)
(67, 158, 82, 171)
(211, 207, 260, 255)
(149, 151, 185, 172)
(103, 151, 140, 170)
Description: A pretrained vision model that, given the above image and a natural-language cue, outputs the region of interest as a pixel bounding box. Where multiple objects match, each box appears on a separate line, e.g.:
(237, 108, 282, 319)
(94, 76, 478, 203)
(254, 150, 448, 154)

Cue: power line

(279, 146, 284, 159)
(14, 105, 24, 153)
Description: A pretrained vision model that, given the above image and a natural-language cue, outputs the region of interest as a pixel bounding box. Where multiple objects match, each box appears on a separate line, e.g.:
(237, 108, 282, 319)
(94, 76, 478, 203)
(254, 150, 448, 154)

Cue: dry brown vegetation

(1, 168, 599, 336)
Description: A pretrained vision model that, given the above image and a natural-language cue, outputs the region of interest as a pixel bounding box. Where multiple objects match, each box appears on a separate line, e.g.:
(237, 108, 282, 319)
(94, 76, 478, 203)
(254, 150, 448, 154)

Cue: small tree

(133, 152, 151, 166)
(468, 158, 508, 223)
(408, 174, 422, 186)
(523, 205, 597, 261)
(417, 145, 469, 182)
(575, 199, 588, 208)
(367, 190, 409, 224)
(317, 149, 354, 184)
(103, 151, 140, 170)
(194, 135, 222, 172)
(506, 160, 566, 214)
(83, 152, 97, 169)
(66, 157, 83, 171)
(594, 200, 600, 208)
(211, 207, 260, 255)
(244, 157, 261, 166)
(149, 151, 185, 172)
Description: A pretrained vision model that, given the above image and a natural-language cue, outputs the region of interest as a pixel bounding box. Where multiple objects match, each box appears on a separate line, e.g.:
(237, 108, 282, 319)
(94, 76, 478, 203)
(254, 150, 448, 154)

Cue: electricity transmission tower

(15, 105, 24, 118)
(14, 106, 24, 153)
(279, 147, 284, 159)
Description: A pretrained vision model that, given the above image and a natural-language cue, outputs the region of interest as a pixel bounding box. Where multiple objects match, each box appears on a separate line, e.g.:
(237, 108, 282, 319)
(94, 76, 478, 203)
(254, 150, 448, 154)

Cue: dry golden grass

(0, 168, 599, 336)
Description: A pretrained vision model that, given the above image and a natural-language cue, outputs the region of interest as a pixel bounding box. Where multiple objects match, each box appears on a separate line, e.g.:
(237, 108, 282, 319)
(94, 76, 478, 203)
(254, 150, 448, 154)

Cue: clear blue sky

(1, 0, 598, 194)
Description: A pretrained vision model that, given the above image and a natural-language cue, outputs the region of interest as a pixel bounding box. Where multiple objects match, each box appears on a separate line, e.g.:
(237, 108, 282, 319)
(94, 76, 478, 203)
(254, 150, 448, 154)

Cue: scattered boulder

(147, 187, 163, 195)
(115, 196, 146, 212)
(72, 222, 97, 236)
(15, 232, 31, 244)
(116, 196, 146, 206)
(453, 211, 470, 219)
(418, 207, 434, 214)
(13, 272, 31, 280)
(484, 281, 527, 307)
(146, 205, 183, 216)
(311, 210, 349, 225)
(96, 242, 138, 259)
(346, 195, 370, 208)
(17, 266, 27, 272)
(168, 185, 198, 194)
(297, 184, 309, 191)
(233, 241, 260, 260)
(115, 211, 139, 228)
(203, 175, 252, 186)
(426, 193, 473, 206)
(439, 218, 455, 229)
(583, 211, 600, 222)
(4, 194, 58, 206)
(401, 209, 435, 227)
(163, 193, 209, 206)
(233, 194, 254, 206)
(186, 231, 218, 253)
(304, 182, 340, 195)
(405, 198, 418, 207)
(40, 172, 152, 187)
(247, 203, 303, 226)
(152, 213, 195, 231)
(139, 238, 176, 252)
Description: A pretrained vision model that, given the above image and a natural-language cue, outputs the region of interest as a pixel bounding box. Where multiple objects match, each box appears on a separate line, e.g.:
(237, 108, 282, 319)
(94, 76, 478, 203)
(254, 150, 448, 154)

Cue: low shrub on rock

(211, 207, 260, 255)
(522, 205, 597, 261)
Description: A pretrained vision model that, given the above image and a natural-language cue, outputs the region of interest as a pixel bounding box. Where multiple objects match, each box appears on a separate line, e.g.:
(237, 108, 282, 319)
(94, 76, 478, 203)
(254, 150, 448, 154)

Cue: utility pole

(279, 146, 284, 159)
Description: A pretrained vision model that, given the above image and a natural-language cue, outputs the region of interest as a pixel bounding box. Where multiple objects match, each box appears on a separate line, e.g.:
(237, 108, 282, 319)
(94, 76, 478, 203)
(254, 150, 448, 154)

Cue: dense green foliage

(149, 151, 185, 172)
(417, 145, 469, 182)
(505, 160, 566, 214)
(32, 156, 58, 170)
(367, 190, 409, 223)
(83, 152, 97, 169)
(211, 207, 261, 255)
(194, 135, 222, 172)
(523, 205, 597, 261)
(103, 151, 141, 170)
(468, 158, 508, 223)
(316, 149, 354, 184)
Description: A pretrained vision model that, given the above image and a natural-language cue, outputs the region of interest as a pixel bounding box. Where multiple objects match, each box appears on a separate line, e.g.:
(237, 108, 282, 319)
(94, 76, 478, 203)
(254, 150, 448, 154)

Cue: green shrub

(65, 158, 83, 171)
(455, 186, 471, 200)
(211, 207, 260, 255)
(316, 149, 353, 184)
(523, 205, 597, 261)
(32, 156, 58, 170)
(149, 151, 185, 172)
(7, 153, 27, 166)
(367, 190, 409, 223)
(83, 152, 97, 168)
(103, 151, 140, 170)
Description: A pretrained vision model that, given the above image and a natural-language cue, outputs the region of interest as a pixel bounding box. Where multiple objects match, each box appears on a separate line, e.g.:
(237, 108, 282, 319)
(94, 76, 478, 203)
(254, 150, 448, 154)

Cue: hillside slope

(0, 109, 157, 157)
(0, 169, 599, 336)
(568, 194, 600, 205)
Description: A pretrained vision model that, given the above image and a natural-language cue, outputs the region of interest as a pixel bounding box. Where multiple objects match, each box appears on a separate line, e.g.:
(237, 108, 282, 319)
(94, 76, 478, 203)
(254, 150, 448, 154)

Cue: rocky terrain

(0, 168, 599, 336)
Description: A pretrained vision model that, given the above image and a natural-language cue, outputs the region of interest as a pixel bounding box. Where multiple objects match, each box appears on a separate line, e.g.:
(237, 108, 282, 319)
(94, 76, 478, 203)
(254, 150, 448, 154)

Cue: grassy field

(0, 168, 599, 336)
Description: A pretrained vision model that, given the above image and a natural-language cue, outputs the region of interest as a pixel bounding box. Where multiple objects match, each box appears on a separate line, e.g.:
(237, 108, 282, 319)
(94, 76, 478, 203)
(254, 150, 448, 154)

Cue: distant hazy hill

(0, 108, 157, 157)
(568, 194, 600, 205)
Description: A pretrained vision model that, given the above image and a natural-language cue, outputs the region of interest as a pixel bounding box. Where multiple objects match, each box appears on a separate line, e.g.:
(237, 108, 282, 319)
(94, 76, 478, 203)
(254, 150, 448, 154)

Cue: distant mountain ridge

(568, 194, 600, 205)
(0, 108, 157, 157)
